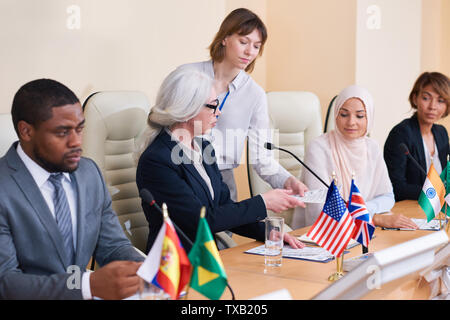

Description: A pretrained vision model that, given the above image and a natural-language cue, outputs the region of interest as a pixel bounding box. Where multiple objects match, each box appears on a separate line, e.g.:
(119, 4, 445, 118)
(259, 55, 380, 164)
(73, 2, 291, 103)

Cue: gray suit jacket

(0, 143, 144, 299)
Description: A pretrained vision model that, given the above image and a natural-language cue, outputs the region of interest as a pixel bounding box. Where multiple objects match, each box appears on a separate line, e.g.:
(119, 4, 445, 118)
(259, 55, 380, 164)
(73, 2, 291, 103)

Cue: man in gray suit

(0, 79, 145, 299)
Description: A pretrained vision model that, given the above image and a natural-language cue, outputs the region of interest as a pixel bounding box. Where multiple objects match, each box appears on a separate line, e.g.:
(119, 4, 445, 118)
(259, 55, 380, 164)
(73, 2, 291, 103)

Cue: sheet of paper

(404, 218, 444, 231)
(292, 189, 327, 203)
(245, 244, 334, 263)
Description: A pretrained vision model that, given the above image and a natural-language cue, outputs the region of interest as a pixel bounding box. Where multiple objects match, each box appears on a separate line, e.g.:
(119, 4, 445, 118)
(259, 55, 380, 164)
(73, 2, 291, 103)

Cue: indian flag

(419, 163, 445, 222)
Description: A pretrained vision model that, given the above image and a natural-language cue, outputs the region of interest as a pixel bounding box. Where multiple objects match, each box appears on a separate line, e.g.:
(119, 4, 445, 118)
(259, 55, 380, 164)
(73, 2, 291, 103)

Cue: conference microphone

(139, 188, 193, 251)
(399, 143, 427, 176)
(264, 142, 330, 189)
(139, 188, 236, 299)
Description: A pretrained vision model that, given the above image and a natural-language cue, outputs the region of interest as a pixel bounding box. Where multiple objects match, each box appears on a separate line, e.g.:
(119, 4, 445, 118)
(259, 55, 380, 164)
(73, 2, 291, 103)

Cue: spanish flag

(137, 205, 191, 300)
(188, 208, 227, 300)
(155, 218, 192, 299)
(419, 163, 445, 222)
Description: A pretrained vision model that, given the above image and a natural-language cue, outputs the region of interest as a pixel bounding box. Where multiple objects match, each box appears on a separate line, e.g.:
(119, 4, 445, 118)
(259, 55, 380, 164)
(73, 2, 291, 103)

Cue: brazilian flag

(440, 156, 450, 217)
(440, 159, 450, 216)
(188, 208, 227, 300)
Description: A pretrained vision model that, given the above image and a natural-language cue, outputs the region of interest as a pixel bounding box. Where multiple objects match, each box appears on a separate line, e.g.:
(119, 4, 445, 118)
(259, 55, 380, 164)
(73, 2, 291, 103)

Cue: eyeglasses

(204, 98, 220, 113)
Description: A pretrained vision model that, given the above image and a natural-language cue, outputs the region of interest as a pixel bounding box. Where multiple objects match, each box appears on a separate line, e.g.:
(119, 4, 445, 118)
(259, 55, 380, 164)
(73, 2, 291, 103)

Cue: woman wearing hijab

(176, 8, 307, 202)
(291, 85, 418, 230)
(135, 68, 305, 252)
(384, 72, 450, 201)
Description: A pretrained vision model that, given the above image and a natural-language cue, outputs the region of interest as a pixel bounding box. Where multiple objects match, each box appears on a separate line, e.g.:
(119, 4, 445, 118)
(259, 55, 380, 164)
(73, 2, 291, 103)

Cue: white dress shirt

(16, 143, 92, 300)
(423, 139, 442, 174)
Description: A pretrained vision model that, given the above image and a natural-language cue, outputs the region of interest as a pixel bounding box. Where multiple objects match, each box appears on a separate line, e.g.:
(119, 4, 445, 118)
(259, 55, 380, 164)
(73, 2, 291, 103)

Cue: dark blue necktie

(48, 173, 75, 265)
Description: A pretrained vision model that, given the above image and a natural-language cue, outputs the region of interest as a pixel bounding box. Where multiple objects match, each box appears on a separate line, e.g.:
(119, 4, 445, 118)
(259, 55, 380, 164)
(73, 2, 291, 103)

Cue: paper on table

(292, 189, 327, 203)
(245, 244, 334, 263)
(403, 218, 444, 231)
(297, 233, 360, 249)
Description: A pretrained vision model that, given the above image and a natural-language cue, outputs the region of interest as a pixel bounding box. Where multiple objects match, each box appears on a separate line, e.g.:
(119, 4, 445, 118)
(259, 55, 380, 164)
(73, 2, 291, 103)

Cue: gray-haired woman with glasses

(135, 67, 305, 252)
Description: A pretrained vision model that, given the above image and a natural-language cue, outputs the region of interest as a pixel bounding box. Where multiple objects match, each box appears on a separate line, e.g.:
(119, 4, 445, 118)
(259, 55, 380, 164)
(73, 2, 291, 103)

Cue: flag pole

(444, 203, 448, 232)
(431, 155, 444, 231)
(351, 170, 369, 254)
(328, 173, 344, 282)
(447, 155, 450, 232)
(445, 202, 450, 233)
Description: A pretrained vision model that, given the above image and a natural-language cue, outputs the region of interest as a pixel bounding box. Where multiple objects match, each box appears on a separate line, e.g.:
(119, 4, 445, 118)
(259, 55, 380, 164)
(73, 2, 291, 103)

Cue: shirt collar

(207, 60, 246, 92)
(16, 143, 71, 187)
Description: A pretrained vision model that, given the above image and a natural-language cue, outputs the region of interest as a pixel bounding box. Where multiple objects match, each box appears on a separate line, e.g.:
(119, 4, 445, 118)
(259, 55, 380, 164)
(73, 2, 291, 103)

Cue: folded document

(245, 244, 334, 263)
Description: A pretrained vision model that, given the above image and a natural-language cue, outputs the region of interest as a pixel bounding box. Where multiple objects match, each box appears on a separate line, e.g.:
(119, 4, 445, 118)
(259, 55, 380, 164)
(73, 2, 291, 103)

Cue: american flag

(307, 181, 356, 257)
(348, 180, 375, 247)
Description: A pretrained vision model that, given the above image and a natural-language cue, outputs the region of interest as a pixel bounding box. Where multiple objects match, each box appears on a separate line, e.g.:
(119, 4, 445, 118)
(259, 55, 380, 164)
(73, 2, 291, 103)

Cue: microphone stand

(264, 142, 330, 189)
(399, 143, 427, 175)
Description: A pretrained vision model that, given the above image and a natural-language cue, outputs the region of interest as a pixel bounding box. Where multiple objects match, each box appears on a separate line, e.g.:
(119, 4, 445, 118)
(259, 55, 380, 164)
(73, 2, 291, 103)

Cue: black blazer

(383, 115, 449, 201)
(136, 130, 266, 253)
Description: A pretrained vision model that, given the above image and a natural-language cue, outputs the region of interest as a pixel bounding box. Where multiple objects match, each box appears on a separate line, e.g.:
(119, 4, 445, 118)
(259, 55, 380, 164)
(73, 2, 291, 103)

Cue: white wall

(356, 0, 422, 146)
(0, 0, 225, 113)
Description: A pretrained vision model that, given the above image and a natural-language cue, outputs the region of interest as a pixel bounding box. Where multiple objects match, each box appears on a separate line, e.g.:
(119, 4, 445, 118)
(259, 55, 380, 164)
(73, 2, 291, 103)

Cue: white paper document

(405, 218, 445, 231)
(245, 244, 334, 263)
(292, 189, 327, 203)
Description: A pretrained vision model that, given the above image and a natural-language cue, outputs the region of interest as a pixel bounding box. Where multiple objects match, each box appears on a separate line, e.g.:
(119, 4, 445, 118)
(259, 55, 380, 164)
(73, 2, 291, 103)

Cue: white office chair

(82, 91, 151, 254)
(0, 113, 18, 156)
(247, 91, 322, 227)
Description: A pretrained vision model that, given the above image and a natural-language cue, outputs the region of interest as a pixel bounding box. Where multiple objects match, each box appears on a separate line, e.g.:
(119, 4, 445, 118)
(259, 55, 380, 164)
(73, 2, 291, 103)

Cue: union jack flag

(347, 179, 375, 247)
(307, 181, 356, 257)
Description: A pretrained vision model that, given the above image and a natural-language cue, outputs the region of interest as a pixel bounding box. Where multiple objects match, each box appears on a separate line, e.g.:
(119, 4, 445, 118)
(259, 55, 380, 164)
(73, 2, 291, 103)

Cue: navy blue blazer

(384, 115, 449, 201)
(136, 130, 267, 253)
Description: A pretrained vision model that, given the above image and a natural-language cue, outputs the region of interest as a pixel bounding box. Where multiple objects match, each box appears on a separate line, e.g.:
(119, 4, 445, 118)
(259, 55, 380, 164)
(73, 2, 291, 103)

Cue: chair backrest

(247, 91, 322, 226)
(82, 91, 150, 253)
(0, 113, 18, 156)
(324, 95, 337, 133)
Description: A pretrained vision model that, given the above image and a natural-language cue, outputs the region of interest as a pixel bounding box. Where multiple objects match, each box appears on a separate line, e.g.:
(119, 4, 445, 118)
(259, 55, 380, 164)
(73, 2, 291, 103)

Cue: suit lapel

(159, 130, 214, 206)
(6, 146, 69, 267)
(411, 116, 427, 174)
(431, 125, 447, 168)
(202, 161, 220, 205)
(182, 163, 214, 205)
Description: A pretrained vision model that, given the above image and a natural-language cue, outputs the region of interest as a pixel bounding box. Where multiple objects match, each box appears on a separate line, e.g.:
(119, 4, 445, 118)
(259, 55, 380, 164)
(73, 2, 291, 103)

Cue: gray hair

(134, 67, 213, 161)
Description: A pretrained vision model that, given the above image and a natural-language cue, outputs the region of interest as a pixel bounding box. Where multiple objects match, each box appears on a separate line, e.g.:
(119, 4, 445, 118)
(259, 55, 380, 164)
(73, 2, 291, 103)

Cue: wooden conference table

(188, 200, 449, 300)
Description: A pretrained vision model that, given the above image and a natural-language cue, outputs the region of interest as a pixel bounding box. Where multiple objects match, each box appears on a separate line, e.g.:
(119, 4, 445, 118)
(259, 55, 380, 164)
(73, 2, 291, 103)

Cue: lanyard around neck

(219, 91, 230, 112)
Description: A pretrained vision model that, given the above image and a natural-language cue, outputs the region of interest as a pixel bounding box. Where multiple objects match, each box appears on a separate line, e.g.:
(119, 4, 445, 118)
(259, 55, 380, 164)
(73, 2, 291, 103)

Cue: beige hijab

(328, 85, 379, 200)
(293, 85, 393, 228)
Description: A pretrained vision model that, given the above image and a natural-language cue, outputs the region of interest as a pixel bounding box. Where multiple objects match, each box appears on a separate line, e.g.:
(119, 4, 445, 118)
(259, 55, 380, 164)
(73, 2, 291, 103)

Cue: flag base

(328, 256, 344, 282)
(327, 271, 344, 282)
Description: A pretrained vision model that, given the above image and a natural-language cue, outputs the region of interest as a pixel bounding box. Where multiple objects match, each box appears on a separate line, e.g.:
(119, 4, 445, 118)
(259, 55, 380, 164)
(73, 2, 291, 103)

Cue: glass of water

(265, 217, 284, 267)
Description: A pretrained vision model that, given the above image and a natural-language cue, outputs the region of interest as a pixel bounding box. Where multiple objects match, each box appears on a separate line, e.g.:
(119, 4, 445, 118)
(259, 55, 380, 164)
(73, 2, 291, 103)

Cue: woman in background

(136, 68, 304, 252)
(177, 8, 307, 202)
(384, 72, 450, 201)
(291, 85, 417, 230)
